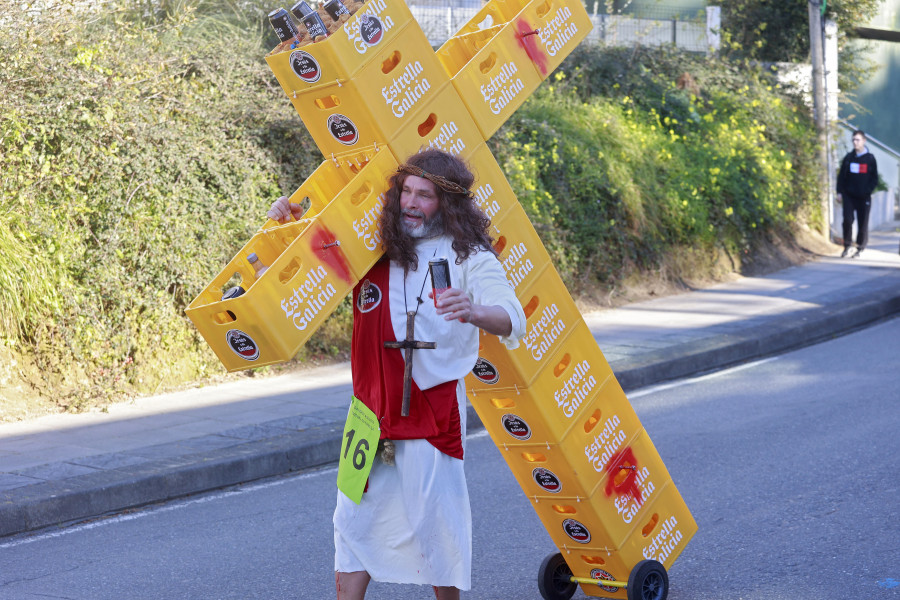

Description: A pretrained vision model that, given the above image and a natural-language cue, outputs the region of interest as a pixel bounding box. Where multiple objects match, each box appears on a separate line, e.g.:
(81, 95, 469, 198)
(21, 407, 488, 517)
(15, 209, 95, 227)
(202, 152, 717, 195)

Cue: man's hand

(267, 196, 304, 224)
(430, 288, 512, 337)
(431, 288, 472, 322)
(836, 193, 843, 205)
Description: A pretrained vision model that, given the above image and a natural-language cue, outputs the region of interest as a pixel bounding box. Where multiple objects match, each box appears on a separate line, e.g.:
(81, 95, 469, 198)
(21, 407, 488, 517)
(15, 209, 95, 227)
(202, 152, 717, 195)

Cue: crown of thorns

(397, 164, 474, 199)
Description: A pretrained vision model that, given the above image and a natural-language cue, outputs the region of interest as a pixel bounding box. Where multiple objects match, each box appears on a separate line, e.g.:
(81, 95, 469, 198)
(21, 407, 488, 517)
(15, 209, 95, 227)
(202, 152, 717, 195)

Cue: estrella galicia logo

(290, 50, 321, 83)
(501, 414, 532, 441)
(359, 14, 384, 46)
(357, 280, 382, 313)
(563, 518, 591, 544)
(226, 329, 260, 361)
(471, 358, 499, 384)
(327, 113, 359, 145)
(532, 467, 562, 494)
(590, 569, 619, 594)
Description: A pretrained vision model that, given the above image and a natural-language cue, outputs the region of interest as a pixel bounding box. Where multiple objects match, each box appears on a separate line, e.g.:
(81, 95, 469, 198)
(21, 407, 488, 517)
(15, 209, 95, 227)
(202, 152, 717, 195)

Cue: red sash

(351, 258, 463, 459)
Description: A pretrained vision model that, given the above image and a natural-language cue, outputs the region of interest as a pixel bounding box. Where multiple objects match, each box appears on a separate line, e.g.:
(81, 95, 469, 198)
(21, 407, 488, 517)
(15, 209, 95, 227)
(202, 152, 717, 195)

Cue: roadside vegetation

(1, 1, 822, 419)
(717, 0, 881, 94)
(493, 44, 822, 300)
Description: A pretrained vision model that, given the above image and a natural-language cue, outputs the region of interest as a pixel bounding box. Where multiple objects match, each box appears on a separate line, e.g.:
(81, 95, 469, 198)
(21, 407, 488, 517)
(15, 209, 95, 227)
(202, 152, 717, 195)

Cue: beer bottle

(291, 1, 328, 41)
(268, 7, 304, 46)
(248, 252, 269, 279)
(323, 0, 350, 22)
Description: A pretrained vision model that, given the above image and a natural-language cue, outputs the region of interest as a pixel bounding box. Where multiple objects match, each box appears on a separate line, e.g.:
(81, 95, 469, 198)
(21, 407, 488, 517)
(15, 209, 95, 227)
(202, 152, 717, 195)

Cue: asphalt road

(1, 317, 899, 600)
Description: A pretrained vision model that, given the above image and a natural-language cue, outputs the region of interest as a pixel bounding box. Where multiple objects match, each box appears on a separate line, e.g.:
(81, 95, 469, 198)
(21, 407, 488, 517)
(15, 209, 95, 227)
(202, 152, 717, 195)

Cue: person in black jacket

(836, 130, 879, 258)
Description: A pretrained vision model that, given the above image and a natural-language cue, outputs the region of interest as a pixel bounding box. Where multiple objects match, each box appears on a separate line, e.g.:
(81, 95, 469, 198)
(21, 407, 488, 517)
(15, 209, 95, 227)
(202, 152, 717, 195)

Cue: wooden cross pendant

(383, 311, 436, 417)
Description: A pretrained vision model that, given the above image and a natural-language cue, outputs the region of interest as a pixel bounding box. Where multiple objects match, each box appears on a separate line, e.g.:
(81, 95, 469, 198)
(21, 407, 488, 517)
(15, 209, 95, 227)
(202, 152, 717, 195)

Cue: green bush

(0, 6, 822, 415)
(491, 45, 821, 292)
(0, 1, 326, 411)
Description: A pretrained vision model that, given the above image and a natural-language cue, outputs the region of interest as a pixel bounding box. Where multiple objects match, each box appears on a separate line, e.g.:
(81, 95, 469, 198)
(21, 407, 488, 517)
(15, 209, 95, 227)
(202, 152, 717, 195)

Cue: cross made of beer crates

(186, 0, 696, 595)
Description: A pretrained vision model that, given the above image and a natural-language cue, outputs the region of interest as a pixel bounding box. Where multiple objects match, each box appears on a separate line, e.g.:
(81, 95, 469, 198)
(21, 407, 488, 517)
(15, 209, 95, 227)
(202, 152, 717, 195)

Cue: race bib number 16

(337, 397, 380, 504)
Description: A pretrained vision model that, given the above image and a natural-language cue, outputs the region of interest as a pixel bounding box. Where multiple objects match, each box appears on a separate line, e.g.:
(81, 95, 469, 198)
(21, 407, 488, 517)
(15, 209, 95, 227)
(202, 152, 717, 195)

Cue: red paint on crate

(516, 19, 548, 76)
(603, 447, 643, 504)
(310, 223, 353, 284)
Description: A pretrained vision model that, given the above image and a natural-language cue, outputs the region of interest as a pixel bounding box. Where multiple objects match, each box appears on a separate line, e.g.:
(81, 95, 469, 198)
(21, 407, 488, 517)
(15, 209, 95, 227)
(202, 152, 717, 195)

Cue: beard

(401, 209, 444, 239)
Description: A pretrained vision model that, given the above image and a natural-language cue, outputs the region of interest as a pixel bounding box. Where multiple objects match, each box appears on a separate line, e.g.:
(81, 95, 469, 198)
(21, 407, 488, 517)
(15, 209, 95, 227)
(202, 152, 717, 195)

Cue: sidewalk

(2, 227, 899, 538)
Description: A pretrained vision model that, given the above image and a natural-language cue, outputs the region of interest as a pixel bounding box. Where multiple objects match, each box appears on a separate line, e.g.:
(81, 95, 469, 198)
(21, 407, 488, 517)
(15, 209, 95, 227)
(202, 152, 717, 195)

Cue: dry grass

(573, 228, 838, 313)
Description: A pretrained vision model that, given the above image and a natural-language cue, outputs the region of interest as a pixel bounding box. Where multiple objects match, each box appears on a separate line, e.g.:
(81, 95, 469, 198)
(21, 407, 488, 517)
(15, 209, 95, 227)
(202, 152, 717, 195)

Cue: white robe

(333, 236, 525, 589)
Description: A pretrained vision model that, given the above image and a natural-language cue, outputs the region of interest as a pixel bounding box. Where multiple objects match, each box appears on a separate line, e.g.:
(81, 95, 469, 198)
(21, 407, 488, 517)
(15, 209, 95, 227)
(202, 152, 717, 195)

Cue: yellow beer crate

(287, 22, 450, 157)
(261, 149, 387, 229)
(581, 430, 679, 546)
(556, 484, 697, 596)
(468, 326, 627, 444)
(186, 217, 356, 372)
(494, 441, 598, 505)
(189, 145, 398, 371)
(551, 430, 679, 548)
(489, 202, 554, 296)
(493, 409, 641, 499)
(529, 491, 621, 550)
(520, 438, 693, 551)
(259, 145, 397, 281)
(468, 143, 521, 225)
(437, 23, 544, 140)
(560, 399, 659, 498)
(615, 481, 697, 570)
(387, 83, 486, 161)
(528, 482, 691, 556)
(265, 0, 417, 96)
(470, 266, 583, 387)
(515, 0, 594, 79)
(267, 145, 399, 281)
(451, 0, 531, 34)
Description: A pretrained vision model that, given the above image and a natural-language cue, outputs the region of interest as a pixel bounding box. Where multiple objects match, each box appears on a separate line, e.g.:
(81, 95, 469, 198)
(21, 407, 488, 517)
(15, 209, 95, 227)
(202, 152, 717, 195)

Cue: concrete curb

(2, 285, 899, 539)
(614, 284, 900, 390)
(0, 424, 343, 537)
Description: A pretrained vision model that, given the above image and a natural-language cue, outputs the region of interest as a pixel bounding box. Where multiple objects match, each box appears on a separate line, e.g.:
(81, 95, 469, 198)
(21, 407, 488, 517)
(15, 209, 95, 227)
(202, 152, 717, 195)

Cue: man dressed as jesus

(268, 148, 526, 599)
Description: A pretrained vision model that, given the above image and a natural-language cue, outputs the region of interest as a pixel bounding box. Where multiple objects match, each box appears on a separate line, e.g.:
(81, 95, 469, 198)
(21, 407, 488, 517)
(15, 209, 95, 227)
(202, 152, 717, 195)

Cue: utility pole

(809, 0, 830, 239)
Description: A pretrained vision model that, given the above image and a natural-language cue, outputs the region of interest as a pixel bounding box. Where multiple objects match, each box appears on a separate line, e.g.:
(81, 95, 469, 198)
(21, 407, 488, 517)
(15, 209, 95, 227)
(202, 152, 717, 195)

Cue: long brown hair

(380, 149, 495, 272)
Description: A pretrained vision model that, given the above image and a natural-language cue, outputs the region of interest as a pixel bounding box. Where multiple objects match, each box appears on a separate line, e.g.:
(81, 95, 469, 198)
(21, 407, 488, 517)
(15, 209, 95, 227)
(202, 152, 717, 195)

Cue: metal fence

(409, 3, 721, 53)
(10, 1, 721, 53)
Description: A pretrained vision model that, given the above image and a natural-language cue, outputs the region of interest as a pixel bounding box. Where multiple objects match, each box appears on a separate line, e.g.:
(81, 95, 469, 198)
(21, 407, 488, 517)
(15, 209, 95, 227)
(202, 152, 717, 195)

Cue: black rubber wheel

(537, 552, 577, 600)
(626, 560, 669, 600)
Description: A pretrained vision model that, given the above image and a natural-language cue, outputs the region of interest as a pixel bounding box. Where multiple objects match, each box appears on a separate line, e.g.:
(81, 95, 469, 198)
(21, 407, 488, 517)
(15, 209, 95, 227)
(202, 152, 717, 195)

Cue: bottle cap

(290, 0, 314, 19)
(248, 252, 259, 263)
(221, 286, 246, 300)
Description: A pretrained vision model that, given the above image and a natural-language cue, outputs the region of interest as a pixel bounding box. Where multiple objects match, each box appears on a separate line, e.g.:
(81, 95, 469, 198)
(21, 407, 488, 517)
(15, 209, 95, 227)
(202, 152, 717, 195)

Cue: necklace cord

(402, 248, 438, 318)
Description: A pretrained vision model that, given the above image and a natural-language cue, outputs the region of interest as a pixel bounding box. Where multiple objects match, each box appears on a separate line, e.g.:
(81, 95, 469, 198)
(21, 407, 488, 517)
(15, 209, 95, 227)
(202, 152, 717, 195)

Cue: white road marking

(0, 468, 335, 549)
(628, 356, 779, 399)
(1, 429, 492, 549)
